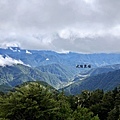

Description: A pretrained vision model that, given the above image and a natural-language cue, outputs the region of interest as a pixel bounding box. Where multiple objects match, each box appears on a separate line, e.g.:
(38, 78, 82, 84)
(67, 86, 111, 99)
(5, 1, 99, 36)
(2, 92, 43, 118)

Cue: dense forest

(0, 82, 119, 120)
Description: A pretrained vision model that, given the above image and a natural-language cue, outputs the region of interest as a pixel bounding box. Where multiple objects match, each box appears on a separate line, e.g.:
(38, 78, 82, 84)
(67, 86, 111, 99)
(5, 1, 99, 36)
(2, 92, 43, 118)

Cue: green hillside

(63, 69, 120, 95)
(37, 63, 76, 82)
(0, 64, 62, 90)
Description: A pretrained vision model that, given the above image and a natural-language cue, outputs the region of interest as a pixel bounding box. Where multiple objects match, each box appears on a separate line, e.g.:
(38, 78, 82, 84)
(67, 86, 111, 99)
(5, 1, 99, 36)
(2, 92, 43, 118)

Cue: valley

(0, 47, 120, 94)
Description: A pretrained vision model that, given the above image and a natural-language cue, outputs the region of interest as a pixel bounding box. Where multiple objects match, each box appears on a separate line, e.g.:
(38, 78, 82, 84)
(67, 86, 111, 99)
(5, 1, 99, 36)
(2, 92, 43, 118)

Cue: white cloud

(46, 58, 49, 61)
(0, 41, 20, 49)
(0, 55, 26, 67)
(109, 25, 120, 37)
(83, 0, 95, 4)
(58, 29, 72, 39)
(56, 49, 70, 54)
(26, 50, 32, 54)
(0, 0, 120, 53)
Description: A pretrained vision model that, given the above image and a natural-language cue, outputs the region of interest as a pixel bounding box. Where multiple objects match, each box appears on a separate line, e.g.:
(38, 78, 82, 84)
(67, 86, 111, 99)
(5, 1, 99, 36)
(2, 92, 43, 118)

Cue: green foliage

(0, 82, 119, 120)
(107, 106, 120, 120)
(72, 106, 99, 120)
(89, 87, 120, 120)
(0, 91, 4, 96)
(55, 92, 73, 120)
(0, 83, 58, 120)
(69, 87, 120, 120)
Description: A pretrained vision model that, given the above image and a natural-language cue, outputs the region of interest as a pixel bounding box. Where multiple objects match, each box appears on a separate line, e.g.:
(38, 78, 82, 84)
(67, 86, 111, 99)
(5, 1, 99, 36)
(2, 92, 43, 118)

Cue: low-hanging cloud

(0, 55, 24, 67)
(0, 0, 120, 53)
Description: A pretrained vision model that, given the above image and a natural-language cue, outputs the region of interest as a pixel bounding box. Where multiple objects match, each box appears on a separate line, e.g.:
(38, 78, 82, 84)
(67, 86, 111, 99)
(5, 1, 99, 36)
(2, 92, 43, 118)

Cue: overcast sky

(0, 0, 120, 53)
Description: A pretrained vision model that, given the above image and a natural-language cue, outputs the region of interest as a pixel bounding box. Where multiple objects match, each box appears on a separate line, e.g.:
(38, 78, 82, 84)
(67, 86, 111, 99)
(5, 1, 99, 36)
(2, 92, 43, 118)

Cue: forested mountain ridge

(0, 82, 119, 120)
(0, 64, 63, 90)
(63, 69, 120, 95)
(72, 64, 120, 83)
(37, 63, 76, 82)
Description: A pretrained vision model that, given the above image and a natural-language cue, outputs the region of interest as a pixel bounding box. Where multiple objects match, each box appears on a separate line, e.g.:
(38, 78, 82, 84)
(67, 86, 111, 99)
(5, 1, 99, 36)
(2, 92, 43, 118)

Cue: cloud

(0, 55, 28, 67)
(0, 0, 120, 53)
(0, 0, 117, 31)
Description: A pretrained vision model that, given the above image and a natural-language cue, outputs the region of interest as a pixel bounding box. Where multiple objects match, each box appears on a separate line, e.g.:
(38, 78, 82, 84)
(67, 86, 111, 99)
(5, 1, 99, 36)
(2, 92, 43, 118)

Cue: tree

(55, 91, 73, 120)
(72, 106, 100, 120)
(107, 106, 120, 120)
(0, 83, 59, 120)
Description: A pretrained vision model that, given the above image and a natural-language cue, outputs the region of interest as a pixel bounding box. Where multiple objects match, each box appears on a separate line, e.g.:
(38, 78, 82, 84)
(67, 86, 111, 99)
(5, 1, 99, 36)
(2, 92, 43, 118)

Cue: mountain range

(0, 47, 120, 94)
(63, 68, 120, 95)
(1, 47, 120, 68)
(0, 64, 64, 89)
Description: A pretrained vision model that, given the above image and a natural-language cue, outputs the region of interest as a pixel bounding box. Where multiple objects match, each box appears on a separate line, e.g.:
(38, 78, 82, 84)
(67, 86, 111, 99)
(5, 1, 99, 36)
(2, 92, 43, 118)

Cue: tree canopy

(0, 82, 119, 120)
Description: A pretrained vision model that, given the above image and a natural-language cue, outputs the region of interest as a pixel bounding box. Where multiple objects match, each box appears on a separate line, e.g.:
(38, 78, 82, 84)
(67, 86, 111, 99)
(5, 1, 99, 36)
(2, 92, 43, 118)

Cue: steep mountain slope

(63, 69, 120, 95)
(73, 64, 120, 82)
(0, 64, 62, 89)
(37, 64, 76, 82)
(86, 64, 120, 76)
